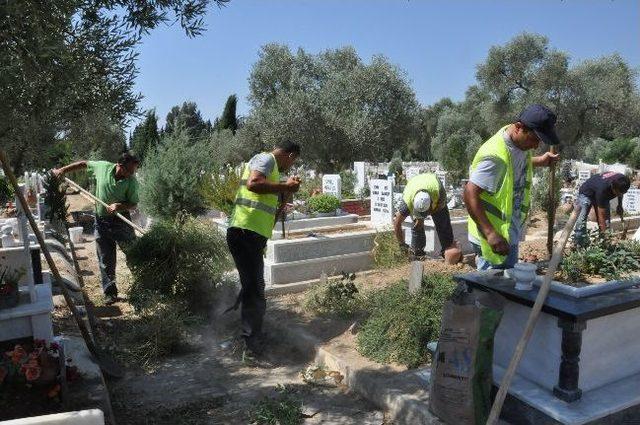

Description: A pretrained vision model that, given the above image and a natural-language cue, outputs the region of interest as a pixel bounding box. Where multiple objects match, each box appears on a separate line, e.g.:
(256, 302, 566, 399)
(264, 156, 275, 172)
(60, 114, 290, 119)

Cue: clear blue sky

(130, 0, 640, 132)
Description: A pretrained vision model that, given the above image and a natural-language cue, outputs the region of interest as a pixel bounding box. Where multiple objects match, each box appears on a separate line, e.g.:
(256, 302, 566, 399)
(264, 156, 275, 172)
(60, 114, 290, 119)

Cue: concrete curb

(265, 312, 443, 424)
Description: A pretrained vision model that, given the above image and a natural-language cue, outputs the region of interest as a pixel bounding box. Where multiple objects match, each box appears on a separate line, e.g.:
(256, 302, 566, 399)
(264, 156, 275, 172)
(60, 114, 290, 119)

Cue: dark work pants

(226, 227, 268, 341)
(411, 206, 455, 256)
(95, 214, 136, 296)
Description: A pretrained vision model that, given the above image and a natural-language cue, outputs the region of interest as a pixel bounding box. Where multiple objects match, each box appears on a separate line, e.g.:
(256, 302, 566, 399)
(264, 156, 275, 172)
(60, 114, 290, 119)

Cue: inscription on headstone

(322, 174, 342, 200)
(370, 179, 394, 227)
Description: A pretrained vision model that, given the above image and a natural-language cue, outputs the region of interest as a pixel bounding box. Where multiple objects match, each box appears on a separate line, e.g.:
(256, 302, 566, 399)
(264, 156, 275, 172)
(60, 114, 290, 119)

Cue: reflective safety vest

(229, 153, 280, 239)
(468, 126, 532, 265)
(402, 173, 441, 217)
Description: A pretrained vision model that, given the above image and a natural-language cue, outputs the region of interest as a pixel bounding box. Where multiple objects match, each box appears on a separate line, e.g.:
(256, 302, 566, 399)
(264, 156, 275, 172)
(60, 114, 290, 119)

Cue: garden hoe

(0, 150, 124, 378)
(487, 204, 581, 425)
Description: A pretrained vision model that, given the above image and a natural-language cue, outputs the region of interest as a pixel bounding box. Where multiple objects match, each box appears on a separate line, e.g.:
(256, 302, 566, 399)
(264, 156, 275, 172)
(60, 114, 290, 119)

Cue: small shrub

(251, 384, 303, 425)
(125, 215, 231, 314)
(372, 231, 407, 269)
(357, 274, 456, 368)
(304, 272, 359, 318)
(294, 175, 321, 202)
(562, 230, 640, 281)
(0, 176, 13, 205)
(307, 194, 340, 213)
(201, 166, 241, 217)
(139, 131, 215, 220)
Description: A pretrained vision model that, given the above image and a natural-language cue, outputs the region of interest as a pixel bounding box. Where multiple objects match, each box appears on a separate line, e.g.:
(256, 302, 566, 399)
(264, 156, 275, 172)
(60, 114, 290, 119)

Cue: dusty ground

(57, 195, 389, 424)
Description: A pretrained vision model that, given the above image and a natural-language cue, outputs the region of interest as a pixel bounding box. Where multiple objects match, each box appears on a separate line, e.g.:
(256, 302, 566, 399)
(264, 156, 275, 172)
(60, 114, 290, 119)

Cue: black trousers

(411, 206, 455, 256)
(226, 227, 268, 341)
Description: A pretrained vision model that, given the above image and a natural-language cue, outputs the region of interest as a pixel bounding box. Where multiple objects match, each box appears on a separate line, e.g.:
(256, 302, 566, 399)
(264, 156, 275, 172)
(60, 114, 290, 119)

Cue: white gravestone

(322, 174, 342, 200)
(370, 179, 394, 228)
(435, 170, 447, 188)
(353, 162, 366, 193)
(623, 189, 640, 213)
(405, 166, 421, 181)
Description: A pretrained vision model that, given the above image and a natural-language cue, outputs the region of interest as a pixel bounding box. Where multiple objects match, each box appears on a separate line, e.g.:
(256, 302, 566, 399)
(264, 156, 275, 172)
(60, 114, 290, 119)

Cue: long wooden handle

(487, 204, 580, 425)
(0, 150, 100, 357)
(546, 146, 557, 256)
(64, 177, 146, 235)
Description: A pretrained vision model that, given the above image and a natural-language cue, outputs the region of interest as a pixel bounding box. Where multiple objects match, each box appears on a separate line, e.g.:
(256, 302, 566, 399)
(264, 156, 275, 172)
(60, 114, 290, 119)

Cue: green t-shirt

(87, 161, 139, 217)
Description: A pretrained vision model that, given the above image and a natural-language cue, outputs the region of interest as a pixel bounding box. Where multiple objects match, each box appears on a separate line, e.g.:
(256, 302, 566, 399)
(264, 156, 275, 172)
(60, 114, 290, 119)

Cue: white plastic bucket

(69, 226, 84, 244)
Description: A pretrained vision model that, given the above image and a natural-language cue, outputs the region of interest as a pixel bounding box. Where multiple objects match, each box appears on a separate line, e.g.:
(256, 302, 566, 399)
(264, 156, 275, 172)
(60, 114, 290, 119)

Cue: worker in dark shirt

(575, 172, 631, 246)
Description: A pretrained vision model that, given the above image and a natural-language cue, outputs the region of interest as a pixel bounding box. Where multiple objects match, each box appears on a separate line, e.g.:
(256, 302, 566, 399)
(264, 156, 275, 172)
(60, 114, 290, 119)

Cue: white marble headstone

(623, 188, 640, 213)
(353, 162, 366, 193)
(435, 170, 447, 188)
(370, 179, 394, 228)
(405, 166, 421, 181)
(322, 174, 342, 200)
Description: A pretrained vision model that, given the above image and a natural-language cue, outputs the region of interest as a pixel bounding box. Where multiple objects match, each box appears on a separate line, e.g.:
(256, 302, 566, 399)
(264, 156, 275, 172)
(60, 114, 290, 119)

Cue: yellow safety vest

(402, 173, 441, 217)
(229, 153, 280, 239)
(468, 126, 532, 265)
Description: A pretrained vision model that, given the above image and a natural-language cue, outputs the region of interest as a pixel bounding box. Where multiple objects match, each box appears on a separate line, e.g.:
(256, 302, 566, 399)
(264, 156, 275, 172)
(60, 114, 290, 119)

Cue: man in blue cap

(464, 104, 561, 270)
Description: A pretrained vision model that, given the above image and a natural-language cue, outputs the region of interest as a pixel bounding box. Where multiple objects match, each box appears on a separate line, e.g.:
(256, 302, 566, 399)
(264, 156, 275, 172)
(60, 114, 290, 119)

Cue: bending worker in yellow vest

(227, 141, 301, 355)
(394, 173, 462, 264)
(464, 104, 560, 270)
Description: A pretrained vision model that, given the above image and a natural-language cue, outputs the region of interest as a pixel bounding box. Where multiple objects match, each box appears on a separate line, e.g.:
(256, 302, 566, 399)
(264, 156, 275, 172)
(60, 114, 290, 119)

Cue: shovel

(0, 150, 124, 378)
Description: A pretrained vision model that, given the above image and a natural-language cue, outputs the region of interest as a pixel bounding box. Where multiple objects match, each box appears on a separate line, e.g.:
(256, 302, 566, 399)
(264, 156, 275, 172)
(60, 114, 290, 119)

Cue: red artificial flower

(22, 365, 41, 382)
(7, 345, 26, 364)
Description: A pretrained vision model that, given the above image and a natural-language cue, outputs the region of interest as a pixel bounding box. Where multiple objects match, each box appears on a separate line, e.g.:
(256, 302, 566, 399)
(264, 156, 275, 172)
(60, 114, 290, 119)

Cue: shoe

(104, 293, 118, 305)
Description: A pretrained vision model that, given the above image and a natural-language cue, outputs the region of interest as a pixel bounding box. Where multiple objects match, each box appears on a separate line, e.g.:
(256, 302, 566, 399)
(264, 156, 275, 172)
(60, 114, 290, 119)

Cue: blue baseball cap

(517, 104, 560, 145)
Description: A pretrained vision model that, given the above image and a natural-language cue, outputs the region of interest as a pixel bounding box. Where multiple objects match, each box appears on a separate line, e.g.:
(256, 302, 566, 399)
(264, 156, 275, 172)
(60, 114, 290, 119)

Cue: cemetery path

(68, 235, 389, 425)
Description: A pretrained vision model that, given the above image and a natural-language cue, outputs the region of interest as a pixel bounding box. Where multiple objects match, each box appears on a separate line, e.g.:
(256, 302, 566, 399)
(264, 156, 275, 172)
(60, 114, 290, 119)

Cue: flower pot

(512, 262, 537, 291)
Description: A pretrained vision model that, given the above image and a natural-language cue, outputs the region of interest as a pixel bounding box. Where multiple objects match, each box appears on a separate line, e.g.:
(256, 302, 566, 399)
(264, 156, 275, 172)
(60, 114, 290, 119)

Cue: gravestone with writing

(623, 189, 640, 213)
(370, 179, 394, 228)
(435, 170, 447, 188)
(322, 174, 342, 200)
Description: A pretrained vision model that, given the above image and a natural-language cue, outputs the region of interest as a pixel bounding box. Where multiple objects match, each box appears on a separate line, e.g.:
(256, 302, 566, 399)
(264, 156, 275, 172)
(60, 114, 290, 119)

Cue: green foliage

(251, 385, 303, 425)
(0, 176, 14, 206)
(201, 166, 241, 217)
(164, 101, 212, 139)
(339, 170, 357, 199)
(246, 44, 419, 172)
(42, 173, 68, 225)
(531, 167, 561, 213)
(562, 230, 640, 281)
(307, 194, 340, 213)
(304, 272, 359, 318)
(294, 175, 322, 202)
(357, 274, 457, 368)
(139, 131, 214, 219)
(2, 0, 227, 172)
(130, 109, 160, 162)
(372, 231, 407, 269)
(125, 215, 231, 314)
(214, 94, 238, 134)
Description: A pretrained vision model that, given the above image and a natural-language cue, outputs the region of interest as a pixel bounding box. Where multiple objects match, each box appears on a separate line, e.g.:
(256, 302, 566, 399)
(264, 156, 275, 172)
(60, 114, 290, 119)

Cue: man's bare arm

(463, 182, 509, 255)
(53, 161, 87, 177)
(246, 170, 300, 194)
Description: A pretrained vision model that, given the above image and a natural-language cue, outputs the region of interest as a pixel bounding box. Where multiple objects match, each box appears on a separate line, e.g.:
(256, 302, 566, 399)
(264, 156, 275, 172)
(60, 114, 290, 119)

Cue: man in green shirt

(53, 151, 140, 304)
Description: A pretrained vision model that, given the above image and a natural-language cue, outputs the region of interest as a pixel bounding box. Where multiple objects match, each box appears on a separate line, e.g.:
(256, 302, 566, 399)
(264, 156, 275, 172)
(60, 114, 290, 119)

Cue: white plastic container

(68, 226, 84, 244)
